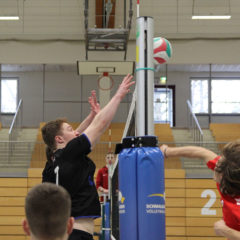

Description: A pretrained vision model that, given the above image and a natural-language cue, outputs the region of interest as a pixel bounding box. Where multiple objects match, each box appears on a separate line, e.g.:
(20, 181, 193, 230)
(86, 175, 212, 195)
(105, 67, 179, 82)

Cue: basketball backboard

(77, 61, 135, 76)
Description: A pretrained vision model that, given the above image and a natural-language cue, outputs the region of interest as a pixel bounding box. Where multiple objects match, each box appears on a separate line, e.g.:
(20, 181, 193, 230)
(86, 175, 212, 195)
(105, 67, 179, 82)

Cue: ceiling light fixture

(0, 16, 19, 20)
(192, 15, 231, 20)
(0, 0, 20, 21)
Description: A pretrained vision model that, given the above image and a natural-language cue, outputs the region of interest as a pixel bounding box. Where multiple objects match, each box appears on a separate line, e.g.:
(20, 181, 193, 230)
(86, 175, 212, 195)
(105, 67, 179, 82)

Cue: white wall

(0, 39, 240, 64)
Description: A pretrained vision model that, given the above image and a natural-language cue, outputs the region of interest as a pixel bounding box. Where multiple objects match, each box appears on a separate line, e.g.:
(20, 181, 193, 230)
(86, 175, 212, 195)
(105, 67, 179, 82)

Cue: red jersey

(207, 156, 240, 231)
(96, 166, 109, 190)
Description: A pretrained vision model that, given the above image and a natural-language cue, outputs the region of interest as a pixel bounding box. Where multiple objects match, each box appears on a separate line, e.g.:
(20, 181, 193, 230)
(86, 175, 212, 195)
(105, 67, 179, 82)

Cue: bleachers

(0, 177, 27, 240)
(0, 168, 225, 240)
(166, 169, 223, 240)
(30, 122, 46, 168)
(155, 124, 182, 169)
(210, 123, 240, 150)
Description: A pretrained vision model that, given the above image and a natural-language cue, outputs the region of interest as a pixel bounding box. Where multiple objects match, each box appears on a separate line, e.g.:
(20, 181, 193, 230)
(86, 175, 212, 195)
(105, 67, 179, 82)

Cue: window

(154, 87, 173, 126)
(191, 79, 208, 113)
(191, 78, 240, 114)
(1, 79, 18, 113)
(212, 80, 240, 113)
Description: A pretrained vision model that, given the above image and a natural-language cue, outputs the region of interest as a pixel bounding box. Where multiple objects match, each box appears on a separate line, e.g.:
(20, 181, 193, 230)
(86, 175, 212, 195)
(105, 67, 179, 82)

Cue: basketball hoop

(98, 72, 114, 91)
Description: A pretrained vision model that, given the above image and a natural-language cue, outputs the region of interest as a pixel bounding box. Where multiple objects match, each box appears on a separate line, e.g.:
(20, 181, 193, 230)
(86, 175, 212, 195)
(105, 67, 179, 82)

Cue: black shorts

(68, 229, 94, 240)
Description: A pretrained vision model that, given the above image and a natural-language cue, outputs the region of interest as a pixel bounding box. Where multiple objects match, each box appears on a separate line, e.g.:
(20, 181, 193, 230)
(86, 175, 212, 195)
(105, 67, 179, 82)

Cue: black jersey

(42, 134, 101, 218)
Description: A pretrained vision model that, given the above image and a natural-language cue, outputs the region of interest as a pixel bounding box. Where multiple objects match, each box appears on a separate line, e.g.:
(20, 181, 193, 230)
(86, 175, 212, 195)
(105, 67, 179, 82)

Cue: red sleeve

(96, 168, 103, 189)
(207, 156, 221, 170)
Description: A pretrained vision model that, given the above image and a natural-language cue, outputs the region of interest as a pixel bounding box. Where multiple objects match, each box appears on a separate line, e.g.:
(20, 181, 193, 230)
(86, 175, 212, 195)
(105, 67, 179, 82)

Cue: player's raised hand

(116, 74, 135, 100)
(88, 90, 100, 114)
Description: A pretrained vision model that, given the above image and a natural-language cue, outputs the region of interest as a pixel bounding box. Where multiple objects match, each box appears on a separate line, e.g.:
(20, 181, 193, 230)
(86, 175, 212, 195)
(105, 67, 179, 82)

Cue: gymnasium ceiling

(0, 0, 239, 41)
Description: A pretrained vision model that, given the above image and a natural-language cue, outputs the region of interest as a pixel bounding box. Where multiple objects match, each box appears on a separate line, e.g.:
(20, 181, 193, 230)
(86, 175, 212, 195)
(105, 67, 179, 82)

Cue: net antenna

(110, 87, 136, 178)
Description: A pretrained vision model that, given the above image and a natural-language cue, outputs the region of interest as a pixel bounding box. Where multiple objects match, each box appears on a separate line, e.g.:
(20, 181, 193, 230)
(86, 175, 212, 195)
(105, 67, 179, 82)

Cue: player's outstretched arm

(76, 90, 100, 134)
(84, 74, 135, 148)
(214, 219, 240, 240)
(160, 144, 217, 164)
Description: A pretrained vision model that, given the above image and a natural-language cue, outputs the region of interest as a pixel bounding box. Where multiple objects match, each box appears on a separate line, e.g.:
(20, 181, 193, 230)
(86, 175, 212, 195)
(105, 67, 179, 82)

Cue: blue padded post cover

(137, 147, 165, 240)
(118, 148, 138, 240)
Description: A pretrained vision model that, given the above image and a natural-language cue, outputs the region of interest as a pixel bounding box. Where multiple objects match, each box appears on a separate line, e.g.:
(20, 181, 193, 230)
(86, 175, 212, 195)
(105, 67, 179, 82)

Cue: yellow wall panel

(186, 217, 223, 226)
(27, 168, 43, 178)
(166, 179, 185, 188)
(165, 169, 185, 179)
(166, 198, 185, 207)
(0, 207, 24, 216)
(0, 188, 27, 197)
(186, 179, 216, 189)
(0, 179, 27, 187)
(0, 216, 24, 225)
(186, 227, 217, 236)
(166, 189, 185, 198)
(0, 197, 25, 206)
(166, 217, 186, 226)
(27, 178, 42, 187)
(166, 227, 186, 236)
(0, 226, 24, 234)
(0, 236, 26, 240)
(166, 208, 185, 217)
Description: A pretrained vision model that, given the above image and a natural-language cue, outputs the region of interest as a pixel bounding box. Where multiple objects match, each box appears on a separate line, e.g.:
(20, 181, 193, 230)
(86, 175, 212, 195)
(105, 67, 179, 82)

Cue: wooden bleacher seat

(210, 123, 240, 150)
(0, 178, 27, 240)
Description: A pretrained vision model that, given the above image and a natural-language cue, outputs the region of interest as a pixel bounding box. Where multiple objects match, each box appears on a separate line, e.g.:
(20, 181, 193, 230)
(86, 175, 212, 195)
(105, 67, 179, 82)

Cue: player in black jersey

(41, 74, 134, 240)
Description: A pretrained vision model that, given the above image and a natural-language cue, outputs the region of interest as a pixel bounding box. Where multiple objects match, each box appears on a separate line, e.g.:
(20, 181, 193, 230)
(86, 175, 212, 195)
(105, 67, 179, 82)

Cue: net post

(136, 17, 154, 136)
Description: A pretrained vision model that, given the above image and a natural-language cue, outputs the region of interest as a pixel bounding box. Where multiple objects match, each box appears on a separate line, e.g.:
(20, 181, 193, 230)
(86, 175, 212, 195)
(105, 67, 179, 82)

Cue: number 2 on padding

(201, 189, 216, 215)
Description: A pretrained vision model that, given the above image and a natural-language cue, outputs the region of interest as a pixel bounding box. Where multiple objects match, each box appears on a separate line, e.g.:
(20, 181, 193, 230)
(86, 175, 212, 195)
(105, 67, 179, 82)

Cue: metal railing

(9, 99, 23, 157)
(0, 140, 228, 176)
(187, 100, 203, 144)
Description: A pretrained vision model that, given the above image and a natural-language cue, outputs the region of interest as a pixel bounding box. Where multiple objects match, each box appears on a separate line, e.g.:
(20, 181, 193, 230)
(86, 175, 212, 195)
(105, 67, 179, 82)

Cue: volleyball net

(110, 89, 136, 240)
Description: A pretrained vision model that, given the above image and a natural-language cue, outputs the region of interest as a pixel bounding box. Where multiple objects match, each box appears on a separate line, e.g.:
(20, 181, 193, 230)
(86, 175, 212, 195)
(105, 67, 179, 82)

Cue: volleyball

(153, 37, 172, 64)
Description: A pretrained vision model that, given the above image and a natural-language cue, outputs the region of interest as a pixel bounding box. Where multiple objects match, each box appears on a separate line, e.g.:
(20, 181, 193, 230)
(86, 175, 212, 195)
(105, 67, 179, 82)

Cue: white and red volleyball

(153, 37, 172, 64)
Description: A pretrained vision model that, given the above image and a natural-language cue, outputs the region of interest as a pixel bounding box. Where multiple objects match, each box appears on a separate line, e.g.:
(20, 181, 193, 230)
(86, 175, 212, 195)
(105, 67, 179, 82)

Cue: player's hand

(116, 74, 135, 100)
(103, 189, 109, 194)
(88, 90, 100, 114)
(160, 144, 169, 158)
(214, 220, 227, 236)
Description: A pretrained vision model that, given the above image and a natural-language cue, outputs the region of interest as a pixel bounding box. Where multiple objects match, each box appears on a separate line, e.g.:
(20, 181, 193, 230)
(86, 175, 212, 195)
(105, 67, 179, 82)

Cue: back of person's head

(41, 119, 67, 151)
(23, 183, 73, 240)
(215, 139, 240, 197)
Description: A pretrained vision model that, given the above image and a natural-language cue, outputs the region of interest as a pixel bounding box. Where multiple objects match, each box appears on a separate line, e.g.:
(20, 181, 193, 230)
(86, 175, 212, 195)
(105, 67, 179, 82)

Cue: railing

(187, 100, 203, 144)
(8, 99, 23, 157)
(0, 141, 35, 168)
(0, 140, 228, 176)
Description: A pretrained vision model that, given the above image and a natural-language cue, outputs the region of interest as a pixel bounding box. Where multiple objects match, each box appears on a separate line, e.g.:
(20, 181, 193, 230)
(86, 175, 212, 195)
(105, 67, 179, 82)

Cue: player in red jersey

(160, 140, 240, 240)
(96, 152, 116, 196)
